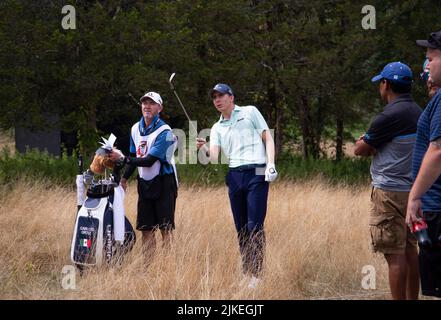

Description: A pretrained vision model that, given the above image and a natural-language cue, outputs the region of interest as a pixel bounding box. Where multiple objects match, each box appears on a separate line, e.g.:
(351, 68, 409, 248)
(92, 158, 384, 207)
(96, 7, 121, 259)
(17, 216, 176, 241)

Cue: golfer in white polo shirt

(197, 83, 277, 289)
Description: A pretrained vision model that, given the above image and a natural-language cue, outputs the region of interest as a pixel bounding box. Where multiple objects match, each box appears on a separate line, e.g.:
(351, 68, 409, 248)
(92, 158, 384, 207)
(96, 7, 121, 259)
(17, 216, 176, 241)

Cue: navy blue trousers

(226, 166, 269, 277)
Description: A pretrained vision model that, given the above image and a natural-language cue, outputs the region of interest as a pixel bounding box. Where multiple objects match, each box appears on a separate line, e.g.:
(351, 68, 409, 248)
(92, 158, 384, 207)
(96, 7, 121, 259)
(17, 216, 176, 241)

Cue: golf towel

(76, 175, 85, 207)
(113, 185, 126, 243)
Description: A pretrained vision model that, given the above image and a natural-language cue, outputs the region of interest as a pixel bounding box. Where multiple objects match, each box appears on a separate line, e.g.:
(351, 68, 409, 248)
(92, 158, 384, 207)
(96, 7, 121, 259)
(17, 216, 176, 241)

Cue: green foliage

(277, 155, 371, 185)
(176, 164, 229, 187)
(0, 149, 370, 187)
(0, 148, 79, 186)
(0, 0, 439, 158)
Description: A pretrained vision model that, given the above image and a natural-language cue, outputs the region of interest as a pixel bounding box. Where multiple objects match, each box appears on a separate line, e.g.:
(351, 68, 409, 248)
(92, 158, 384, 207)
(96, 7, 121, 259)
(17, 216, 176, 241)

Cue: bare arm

(409, 142, 441, 201)
(354, 137, 376, 157)
(208, 144, 220, 163)
(261, 129, 275, 163)
(407, 140, 441, 224)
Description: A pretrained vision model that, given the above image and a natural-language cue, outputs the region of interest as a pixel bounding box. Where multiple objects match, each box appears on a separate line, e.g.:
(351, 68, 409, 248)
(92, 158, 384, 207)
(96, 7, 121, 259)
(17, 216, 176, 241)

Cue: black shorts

(419, 212, 441, 297)
(136, 174, 177, 231)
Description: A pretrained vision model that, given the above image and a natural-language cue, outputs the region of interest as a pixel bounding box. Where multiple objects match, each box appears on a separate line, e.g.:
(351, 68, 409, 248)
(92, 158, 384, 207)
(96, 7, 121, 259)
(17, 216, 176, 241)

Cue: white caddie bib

(131, 123, 179, 186)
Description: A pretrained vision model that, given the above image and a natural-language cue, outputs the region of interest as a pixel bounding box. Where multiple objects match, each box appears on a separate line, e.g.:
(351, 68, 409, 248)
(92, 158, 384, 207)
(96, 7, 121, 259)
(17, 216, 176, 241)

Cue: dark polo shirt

(363, 94, 422, 191)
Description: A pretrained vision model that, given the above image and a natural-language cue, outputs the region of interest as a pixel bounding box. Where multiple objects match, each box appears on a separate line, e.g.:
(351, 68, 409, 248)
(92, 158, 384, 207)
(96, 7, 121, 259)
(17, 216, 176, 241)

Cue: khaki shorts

(369, 187, 417, 255)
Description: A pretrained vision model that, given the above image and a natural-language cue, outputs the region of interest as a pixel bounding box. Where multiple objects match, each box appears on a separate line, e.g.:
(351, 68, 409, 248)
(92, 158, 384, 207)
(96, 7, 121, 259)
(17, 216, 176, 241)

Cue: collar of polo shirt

(219, 105, 240, 123)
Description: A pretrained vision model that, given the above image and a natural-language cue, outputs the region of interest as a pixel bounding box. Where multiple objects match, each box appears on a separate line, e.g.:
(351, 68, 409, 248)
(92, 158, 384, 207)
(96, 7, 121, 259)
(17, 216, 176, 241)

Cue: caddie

(110, 91, 178, 264)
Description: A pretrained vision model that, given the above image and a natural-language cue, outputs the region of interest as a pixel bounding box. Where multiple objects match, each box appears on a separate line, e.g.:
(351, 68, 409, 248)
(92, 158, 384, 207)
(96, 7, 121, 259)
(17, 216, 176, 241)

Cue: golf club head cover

(90, 154, 106, 174)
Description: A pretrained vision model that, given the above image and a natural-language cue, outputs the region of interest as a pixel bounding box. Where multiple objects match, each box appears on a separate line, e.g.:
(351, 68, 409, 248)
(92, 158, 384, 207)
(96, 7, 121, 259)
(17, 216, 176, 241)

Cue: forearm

(354, 139, 375, 157)
(263, 130, 275, 163)
(208, 145, 220, 164)
(121, 154, 160, 180)
(112, 162, 124, 184)
(354, 140, 365, 156)
(266, 136, 275, 164)
(409, 145, 441, 200)
(122, 163, 136, 180)
(126, 154, 160, 167)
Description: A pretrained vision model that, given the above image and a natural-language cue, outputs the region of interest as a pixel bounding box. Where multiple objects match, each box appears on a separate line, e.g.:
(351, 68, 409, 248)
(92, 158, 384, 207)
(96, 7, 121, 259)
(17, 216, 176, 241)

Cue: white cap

(140, 91, 163, 105)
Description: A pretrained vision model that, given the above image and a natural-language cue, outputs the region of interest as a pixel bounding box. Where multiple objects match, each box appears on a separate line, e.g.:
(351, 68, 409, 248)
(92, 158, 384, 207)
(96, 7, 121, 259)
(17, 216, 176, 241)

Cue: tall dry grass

(0, 179, 393, 300)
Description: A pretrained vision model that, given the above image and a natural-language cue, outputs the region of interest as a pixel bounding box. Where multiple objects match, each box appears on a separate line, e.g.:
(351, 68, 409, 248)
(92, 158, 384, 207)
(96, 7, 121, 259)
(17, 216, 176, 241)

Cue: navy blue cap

(416, 30, 441, 50)
(371, 61, 413, 86)
(209, 83, 234, 97)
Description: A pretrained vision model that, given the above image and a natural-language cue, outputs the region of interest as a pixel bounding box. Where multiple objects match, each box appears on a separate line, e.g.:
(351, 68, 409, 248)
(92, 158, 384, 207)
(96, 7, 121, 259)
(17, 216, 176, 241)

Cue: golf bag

(70, 156, 136, 268)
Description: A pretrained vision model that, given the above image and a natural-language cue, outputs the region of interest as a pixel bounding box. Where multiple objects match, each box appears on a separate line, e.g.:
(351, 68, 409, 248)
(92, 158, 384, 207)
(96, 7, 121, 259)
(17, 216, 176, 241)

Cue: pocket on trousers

(369, 215, 399, 248)
(137, 175, 162, 200)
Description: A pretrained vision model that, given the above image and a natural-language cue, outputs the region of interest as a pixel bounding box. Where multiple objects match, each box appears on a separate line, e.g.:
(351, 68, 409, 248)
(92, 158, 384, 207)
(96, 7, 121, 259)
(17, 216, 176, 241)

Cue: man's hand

(196, 138, 210, 159)
(265, 163, 278, 182)
(354, 137, 376, 157)
(196, 138, 207, 150)
(120, 177, 128, 192)
(406, 198, 423, 227)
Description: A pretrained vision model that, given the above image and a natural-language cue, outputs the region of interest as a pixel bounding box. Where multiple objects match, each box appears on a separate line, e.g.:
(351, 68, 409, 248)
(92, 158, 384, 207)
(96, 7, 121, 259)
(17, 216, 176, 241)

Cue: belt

(228, 164, 266, 172)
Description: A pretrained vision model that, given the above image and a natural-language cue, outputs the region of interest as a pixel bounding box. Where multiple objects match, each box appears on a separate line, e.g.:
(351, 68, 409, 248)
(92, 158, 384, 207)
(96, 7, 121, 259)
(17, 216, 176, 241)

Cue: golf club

(168, 73, 198, 133)
(128, 92, 141, 106)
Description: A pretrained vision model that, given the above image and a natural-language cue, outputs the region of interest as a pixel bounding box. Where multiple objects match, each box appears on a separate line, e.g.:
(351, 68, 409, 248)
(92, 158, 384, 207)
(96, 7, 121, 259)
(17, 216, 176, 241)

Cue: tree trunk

(268, 79, 283, 160)
(78, 103, 98, 156)
(275, 105, 283, 160)
(300, 95, 313, 159)
(315, 96, 325, 158)
(336, 117, 343, 162)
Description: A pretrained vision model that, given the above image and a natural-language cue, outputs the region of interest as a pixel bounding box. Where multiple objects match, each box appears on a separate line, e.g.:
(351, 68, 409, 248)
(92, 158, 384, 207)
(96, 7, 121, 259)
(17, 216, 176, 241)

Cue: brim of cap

(416, 40, 439, 49)
(208, 89, 225, 97)
(371, 74, 383, 82)
(139, 95, 161, 104)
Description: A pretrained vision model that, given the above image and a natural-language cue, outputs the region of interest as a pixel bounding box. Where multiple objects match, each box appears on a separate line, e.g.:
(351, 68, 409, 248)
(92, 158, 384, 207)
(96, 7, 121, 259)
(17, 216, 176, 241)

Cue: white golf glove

(265, 163, 278, 182)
